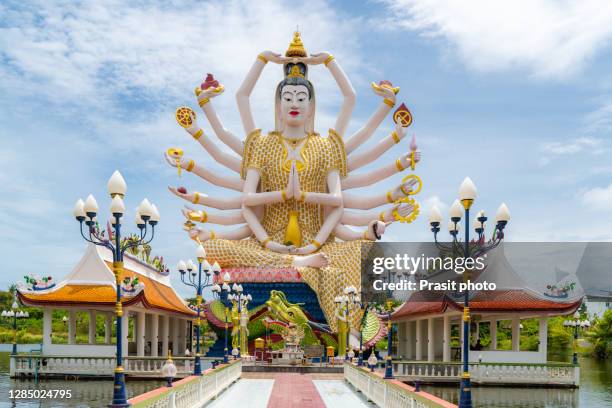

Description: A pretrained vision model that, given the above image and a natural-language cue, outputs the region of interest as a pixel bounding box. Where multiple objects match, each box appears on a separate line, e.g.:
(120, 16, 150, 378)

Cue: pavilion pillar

(415, 319, 422, 360)
(406, 321, 413, 360)
(161, 315, 169, 357)
(105, 313, 113, 344)
(512, 318, 520, 351)
(178, 319, 186, 355)
(443, 315, 451, 362)
(43, 308, 52, 349)
(171, 317, 179, 356)
(68, 310, 77, 345)
(150, 314, 159, 357)
(122, 312, 129, 357)
(490, 320, 497, 350)
(88, 310, 96, 344)
(538, 317, 548, 354)
(397, 322, 406, 358)
(427, 317, 434, 362)
(137, 311, 146, 357)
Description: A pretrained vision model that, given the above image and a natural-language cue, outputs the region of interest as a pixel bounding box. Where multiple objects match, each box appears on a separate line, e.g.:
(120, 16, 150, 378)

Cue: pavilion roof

(18, 244, 195, 317)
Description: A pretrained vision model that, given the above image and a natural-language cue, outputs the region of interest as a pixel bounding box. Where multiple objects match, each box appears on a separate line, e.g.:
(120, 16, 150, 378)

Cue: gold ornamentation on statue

(175, 106, 196, 128)
(379, 211, 386, 222)
(392, 196, 420, 224)
(261, 236, 271, 248)
(396, 158, 405, 172)
(193, 129, 203, 140)
(167, 147, 184, 176)
(198, 98, 210, 108)
(257, 54, 268, 64)
(193, 192, 200, 204)
(383, 98, 395, 107)
(371, 81, 400, 95)
(393, 103, 413, 128)
(287, 65, 305, 78)
(401, 174, 422, 196)
(311, 239, 322, 250)
(386, 191, 394, 203)
(186, 160, 195, 172)
(286, 31, 307, 57)
(324, 54, 335, 66)
(284, 210, 302, 246)
(391, 130, 400, 144)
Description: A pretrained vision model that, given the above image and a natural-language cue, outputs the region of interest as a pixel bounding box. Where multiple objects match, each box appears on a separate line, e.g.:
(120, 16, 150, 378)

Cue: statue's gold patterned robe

(204, 129, 366, 331)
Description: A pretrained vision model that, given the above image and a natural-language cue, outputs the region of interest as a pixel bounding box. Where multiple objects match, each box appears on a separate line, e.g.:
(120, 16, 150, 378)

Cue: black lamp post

(72, 170, 159, 408)
(563, 311, 590, 365)
(211, 270, 240, 363)
(177, 245, 215, 375)
(2, 292, 29, 355)
(428, 177, 510, 408)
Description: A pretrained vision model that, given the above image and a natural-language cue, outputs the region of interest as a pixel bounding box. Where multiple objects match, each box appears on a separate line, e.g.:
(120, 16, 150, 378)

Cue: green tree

(586, 309, 612, 359)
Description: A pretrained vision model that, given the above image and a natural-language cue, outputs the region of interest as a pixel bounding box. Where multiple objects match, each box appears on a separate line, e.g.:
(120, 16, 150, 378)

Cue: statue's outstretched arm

(334, 221, 389, 241)
(194, 85, 244, 156)
(242, 168, 293, 254)
(344, 84, 397, 154)
(182, 122, 241, 173)
(341, 151, 421, 190)
(305, 52, 356, 136)
(342, 177, 418, 210)
(165, 152, 243, 191)
(182, 206, 245, 225)
(168, 187, 242, 210)
(236, 51, 284, 136)
(348, 122, 407, 172)
(188, 225, 251, 242)
(342, 202, 415, 226)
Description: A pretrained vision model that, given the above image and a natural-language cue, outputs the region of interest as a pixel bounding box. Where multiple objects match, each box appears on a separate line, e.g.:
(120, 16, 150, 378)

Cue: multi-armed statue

(166, 32, 421, 330)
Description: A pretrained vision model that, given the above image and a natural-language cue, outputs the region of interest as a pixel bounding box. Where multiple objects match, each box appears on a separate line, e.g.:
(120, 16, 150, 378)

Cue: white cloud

(581, 183, 612, 211)
(381, 0, 612, 79)
(541, 136, 601, 155)
(421, 194, 447, 213)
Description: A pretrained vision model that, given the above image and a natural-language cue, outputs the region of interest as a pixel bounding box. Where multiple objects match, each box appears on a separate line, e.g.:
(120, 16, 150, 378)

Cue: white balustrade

(344, 363, 456, 408)
(128, 359, 242, 408)
(392, 361, 579, 386)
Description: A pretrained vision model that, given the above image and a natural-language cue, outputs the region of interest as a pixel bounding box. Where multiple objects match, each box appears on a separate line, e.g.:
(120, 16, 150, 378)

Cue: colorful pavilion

(18, 244, 196, 358)
(391, 245, 583, 364)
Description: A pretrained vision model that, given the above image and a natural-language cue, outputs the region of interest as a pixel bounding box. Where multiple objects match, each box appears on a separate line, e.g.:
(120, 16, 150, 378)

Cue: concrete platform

(242, 363, 344, 374)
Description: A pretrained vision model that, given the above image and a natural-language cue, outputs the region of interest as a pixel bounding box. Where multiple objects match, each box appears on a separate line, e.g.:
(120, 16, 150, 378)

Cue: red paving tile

(267, 373, 326, 408)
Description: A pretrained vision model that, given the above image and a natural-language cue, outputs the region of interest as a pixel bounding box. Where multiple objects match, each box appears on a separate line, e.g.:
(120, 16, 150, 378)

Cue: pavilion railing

(128, 359, 242, 408)
(10, 354, 216, 378)
(344, 363, 457, 408)
(391, 360, 579, 387)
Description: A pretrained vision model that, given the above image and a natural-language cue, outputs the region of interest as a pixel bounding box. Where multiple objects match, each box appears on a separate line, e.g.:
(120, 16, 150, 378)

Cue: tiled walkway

(205, 373, 373, 408)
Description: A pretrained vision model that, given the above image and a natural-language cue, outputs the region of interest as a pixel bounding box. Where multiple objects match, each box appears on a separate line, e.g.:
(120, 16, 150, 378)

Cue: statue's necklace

(283, 135, 307, 149)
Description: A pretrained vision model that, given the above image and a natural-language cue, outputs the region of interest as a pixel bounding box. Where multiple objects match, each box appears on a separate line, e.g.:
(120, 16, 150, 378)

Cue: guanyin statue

(166, 32, 420, 330)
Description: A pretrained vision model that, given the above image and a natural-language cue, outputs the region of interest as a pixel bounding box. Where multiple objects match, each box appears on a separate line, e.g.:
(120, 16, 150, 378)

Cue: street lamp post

(1, 292, 29, 355)
(211, 269, 240, 363)
(428, 177, 510, 408)
(177, 245, 216, 375)
(72, 170, 159, 408)
(357, 301, 370, 367)
(563, 311, 590, 365)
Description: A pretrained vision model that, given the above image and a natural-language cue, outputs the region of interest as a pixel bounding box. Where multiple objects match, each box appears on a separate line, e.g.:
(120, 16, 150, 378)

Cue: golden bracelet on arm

(192, 129, 203, 140)
(209, 230, 216, 240)
(198, 98, 210, 108)
(299, 191, 306, 202)
(379, 211, 387, 222)
(383, 98, 395, 108)
(261, 237, 271, 248)
(386, 191, 394, 203)
(391, 130, 400, 144)
(362, 230, 371, 240)
(186, 160, 195, 172)
(199, 211, 207, 223)
(281, 190, 288, 202)
(311, 239, 322, 250)
(257, 54, 268, 64)
(324, 54, 335, 66)
(395, 158, 405, 172)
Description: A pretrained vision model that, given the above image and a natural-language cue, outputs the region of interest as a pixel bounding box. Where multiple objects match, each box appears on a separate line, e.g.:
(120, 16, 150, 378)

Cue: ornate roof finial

(286, 31, 307, 58)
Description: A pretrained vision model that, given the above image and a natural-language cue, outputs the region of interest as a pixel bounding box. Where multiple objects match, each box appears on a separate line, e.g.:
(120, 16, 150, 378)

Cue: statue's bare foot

(293, 252, 329, 268)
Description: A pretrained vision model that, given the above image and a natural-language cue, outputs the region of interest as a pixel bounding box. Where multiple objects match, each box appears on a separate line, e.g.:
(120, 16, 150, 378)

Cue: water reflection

(421, 357, 612, 408)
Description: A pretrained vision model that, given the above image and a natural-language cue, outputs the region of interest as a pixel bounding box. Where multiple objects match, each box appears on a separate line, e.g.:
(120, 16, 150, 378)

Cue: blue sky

(1, 0, 612, 297)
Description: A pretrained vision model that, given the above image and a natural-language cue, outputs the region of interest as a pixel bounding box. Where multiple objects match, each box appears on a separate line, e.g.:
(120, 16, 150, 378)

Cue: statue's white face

(280, 85, 311, 129)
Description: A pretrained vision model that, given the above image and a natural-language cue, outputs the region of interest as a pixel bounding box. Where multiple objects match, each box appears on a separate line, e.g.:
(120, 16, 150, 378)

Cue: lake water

(0, 353, 610, 407)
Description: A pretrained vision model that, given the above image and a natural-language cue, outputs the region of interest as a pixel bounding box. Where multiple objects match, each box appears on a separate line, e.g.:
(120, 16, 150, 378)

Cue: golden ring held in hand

(392, 196, 420, 224)
(401, 174, 422, 196)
